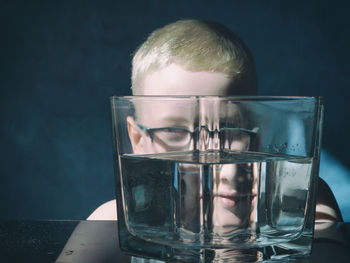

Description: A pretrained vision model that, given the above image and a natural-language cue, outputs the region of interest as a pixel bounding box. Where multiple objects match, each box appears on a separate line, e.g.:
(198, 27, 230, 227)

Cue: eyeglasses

(136, 123, 258, 151)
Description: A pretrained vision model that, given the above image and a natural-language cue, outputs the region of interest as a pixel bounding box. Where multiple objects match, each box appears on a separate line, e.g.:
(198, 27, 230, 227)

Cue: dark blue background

(1, 0, 350, 220)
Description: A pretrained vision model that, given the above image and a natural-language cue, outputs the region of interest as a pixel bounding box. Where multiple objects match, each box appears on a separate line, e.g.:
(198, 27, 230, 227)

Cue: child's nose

(216, 164, 238, 185)
(215, 164, 253, 193)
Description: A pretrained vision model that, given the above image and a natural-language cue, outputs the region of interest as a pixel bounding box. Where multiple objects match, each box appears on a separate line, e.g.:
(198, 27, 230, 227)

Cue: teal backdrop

(1, 0, 350, 220)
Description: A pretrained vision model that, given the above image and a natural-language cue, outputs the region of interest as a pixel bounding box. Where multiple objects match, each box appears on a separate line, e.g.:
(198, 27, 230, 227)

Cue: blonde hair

(131, 19, 257, 95)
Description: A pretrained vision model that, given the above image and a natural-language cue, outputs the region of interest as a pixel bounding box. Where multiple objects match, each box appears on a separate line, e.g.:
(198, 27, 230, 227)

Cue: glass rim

(110, 95, 323, 102)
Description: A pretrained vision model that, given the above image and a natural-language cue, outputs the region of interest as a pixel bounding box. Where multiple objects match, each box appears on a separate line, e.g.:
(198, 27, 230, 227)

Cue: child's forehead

(139, 64, 235, 96)
(134, 63, 247, 128)
(135, 99, 243, 128)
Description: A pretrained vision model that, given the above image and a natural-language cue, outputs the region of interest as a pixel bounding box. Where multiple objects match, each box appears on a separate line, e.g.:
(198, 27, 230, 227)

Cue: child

(88, 19, 342, 223)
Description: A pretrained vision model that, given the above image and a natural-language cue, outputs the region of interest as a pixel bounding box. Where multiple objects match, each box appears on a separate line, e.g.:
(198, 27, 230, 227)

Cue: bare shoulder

(87, 200, 117, 220)
(316, 177, 343, 223)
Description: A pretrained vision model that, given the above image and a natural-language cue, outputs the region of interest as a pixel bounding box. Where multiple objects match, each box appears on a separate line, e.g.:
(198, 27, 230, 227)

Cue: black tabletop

(1, 220, 349, 263)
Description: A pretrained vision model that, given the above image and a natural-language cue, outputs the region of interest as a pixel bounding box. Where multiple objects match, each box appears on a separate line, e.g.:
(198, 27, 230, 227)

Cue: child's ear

(127, 116, 144, 153)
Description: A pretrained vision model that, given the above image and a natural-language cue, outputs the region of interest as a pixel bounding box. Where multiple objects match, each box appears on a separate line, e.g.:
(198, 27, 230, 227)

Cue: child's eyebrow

(159, 117, 191, 127)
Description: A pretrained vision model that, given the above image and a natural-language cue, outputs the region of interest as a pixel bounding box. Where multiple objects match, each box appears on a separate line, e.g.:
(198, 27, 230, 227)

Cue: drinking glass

(110, 96, 323, 262)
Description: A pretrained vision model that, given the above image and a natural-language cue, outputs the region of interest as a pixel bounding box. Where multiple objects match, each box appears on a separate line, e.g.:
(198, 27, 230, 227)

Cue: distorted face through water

(127, 64, 257, 233)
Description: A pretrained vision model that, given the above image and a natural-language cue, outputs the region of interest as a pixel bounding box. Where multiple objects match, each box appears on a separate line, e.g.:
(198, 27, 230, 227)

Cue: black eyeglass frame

(136, 123, 259, 150)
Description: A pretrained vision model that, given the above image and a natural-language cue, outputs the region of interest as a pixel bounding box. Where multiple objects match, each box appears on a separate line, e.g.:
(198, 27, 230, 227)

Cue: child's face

(128, 63, 256, 232)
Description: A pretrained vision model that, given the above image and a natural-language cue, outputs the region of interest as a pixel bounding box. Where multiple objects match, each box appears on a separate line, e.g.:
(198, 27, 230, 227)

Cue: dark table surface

(1, 220, 349, 263)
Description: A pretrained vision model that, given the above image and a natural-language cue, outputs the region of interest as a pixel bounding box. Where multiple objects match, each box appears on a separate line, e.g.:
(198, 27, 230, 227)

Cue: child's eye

(153, 129, 192, 150)
(156, 129, 189, 142)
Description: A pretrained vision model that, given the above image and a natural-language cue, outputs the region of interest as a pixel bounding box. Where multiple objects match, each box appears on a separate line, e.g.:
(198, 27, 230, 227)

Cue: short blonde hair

(131, 19, 257, 95)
